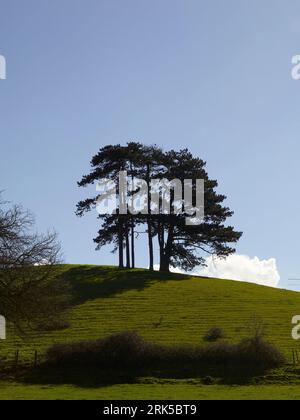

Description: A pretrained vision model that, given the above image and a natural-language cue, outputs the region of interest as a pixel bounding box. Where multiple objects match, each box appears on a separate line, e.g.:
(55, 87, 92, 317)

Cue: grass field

(1, 264, 300, 400)
(2, 381, 300, 400)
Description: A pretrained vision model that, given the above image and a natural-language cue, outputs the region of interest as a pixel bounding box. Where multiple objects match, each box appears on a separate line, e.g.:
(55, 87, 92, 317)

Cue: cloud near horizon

(156, 254, 280, 288)
(198, 255, 280, 287)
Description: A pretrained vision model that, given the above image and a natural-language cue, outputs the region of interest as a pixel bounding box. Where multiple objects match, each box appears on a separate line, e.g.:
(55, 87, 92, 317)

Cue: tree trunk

(147, 218, 154, 271)
(125, 221, 130, 269)
(146, 163, 154, 271)
(130, 163, 135, 269)
(160, 189, 175, 272)
(159, 254, 169, 272)
(131, 217, 135, 269)
(118, 219, 124, 269)
(159, 224, 173, 272)
(158, 222, 165, 271)
(161, 250, 171, 272)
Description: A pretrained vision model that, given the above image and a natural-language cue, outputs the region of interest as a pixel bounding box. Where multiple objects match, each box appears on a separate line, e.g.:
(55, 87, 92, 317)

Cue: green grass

(2, 264, 300, 399)
(1, 380, 300, 400)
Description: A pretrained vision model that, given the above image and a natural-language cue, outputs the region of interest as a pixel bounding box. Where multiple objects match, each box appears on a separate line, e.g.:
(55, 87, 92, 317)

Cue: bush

(202, 376, 215, 385)
(204, 327, 225, 342)
(46, 331, 150, 368)
(236, 335, 286, 368)
(45, 330, 286, 370)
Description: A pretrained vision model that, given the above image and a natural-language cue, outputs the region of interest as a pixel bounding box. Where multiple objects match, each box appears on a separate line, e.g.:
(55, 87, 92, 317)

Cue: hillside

(3, 264, 300, 364)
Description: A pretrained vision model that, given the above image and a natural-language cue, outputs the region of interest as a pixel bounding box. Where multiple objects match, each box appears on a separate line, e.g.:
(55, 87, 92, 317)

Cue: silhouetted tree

(77, 143, 242, 273)
(77, 144, 139, 268)
(155, 149, 242, 271)
(126, 143, 163, 270)
(0, 198, 70, 334)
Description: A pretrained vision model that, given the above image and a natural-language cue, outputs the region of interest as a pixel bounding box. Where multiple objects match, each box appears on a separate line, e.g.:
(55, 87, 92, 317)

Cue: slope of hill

(3, 264, 300, 364)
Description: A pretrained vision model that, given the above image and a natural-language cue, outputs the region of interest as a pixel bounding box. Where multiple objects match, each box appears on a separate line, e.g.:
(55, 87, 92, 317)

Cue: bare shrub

(0, 197, 71, 334)
(204, 327, 225, 342)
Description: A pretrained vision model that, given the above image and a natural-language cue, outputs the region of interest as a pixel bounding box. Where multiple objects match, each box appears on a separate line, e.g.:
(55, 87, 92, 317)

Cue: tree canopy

(77, 143, 242, 272)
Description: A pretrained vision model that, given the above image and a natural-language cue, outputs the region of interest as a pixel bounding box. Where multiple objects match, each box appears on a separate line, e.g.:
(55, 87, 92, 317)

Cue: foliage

(0, 198, 71, 334)
(204, 327, 225, 342)
(77, 143, 242, 272)
(45, 330, 285, 369)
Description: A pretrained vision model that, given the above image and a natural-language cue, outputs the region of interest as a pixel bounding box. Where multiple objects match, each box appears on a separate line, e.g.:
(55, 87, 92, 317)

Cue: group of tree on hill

(76, 143, 242, 272)
(0, 142, 242, 336)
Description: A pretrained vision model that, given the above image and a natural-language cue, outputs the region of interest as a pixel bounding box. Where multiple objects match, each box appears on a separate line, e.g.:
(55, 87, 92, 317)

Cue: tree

(0, 198, 70, 334)
(77, 143, 157, 269)
(77, 143, 242, 273)
(76, 144, 136, 269)
(154, 149, 242, 271)
(125, 142, 163, 271)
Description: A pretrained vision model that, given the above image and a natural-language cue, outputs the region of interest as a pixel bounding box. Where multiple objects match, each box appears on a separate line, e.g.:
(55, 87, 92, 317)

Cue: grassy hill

(3, 264, 300, 361)
(2, 264, 300, 399)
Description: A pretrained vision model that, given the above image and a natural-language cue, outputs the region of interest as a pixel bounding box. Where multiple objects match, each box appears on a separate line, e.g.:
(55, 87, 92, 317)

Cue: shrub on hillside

(45, 330, 286, 370)
(204, 327, 225, 342)
(236, 335, 286, 367)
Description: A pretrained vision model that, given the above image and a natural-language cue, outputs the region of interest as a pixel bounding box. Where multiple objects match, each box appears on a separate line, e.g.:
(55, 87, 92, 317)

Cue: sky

(1, 0, 300, 289)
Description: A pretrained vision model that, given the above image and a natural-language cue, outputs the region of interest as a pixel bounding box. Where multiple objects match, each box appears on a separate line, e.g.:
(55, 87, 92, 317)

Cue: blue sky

(1, 0, 300, 289)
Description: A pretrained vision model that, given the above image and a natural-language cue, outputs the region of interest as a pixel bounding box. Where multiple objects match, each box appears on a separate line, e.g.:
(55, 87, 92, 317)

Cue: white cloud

(154, 254, 280, 288)
(197, 255, 280, 287)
